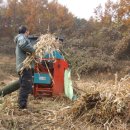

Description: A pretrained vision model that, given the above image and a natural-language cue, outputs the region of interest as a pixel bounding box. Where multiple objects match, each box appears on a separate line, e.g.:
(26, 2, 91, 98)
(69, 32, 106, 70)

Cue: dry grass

(0, 92, 73, 130)
(0, 55, 16, 82)
(0, 36, 130, 129)
(68, 75, 130, 129)
(0, 74, 130, 130)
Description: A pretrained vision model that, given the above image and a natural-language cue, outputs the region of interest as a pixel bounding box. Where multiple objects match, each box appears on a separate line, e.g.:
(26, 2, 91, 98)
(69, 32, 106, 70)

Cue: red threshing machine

(33, 51, 69, 97)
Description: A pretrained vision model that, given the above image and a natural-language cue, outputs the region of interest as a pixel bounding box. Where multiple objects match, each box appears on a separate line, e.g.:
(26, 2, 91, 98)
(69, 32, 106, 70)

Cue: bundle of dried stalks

(34, 33, 60, 58)
(20, 33, 60, 73)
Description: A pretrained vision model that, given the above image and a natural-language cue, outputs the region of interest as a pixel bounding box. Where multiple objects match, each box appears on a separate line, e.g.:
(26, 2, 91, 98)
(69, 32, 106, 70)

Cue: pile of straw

(20, 33, 60, 72)
(53, 74, 130, 129)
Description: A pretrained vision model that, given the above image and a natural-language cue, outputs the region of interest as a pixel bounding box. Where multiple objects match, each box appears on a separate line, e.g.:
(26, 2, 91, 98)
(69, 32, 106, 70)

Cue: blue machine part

(44, 50, 64, 59)
(34, 73, 51, 84)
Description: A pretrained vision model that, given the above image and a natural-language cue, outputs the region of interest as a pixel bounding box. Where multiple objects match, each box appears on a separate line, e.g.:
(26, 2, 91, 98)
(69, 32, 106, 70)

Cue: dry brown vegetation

(0, 75, 130, 130)
(1, 0, 130, 129)
(0, 33, 130, 129)
(0, 54, 16, 82)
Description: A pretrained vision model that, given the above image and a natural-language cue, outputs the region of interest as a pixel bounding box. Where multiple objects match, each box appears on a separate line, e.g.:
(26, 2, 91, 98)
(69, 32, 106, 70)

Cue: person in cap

(14, 25, 35, 109)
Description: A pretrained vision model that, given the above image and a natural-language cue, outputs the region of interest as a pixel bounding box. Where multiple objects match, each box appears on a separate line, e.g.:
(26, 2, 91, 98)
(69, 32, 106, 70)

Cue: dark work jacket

(14, 34, 35, 73)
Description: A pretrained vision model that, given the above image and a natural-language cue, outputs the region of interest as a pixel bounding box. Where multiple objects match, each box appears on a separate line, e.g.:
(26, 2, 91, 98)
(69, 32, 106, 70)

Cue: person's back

(14, 33, 34, 73)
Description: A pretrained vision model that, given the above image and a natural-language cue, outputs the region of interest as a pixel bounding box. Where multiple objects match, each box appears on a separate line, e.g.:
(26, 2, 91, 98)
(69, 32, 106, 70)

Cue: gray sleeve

(18, 38, 35, 53)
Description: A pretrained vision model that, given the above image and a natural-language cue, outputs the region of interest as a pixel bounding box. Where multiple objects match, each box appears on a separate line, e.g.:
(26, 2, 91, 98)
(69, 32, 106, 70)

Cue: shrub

(64, 47, 117, 76)
(114, 36, 130, 60)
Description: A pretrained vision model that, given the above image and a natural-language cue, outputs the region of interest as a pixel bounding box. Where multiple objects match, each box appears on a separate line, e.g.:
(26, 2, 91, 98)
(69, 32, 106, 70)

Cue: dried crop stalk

(20, 33, 60, 74)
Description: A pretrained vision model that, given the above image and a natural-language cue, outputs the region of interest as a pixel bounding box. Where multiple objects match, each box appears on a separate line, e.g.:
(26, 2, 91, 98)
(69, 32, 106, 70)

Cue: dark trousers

(18, 69, 33, 108)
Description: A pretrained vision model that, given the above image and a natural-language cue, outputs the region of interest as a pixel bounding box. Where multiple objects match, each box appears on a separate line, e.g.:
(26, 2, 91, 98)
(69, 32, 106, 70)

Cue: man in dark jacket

(14, 25, 35, 109)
